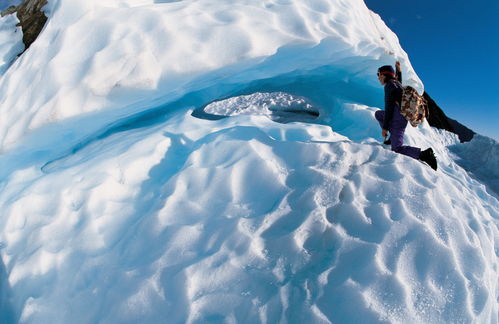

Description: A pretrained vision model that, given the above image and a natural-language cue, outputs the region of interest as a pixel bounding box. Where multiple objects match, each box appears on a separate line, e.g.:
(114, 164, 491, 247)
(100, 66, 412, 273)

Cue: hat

(377, 65, 395, 77)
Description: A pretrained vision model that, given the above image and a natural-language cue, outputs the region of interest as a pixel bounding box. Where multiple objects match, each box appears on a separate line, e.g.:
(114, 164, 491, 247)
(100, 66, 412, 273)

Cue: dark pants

(375, 110, 421, 159)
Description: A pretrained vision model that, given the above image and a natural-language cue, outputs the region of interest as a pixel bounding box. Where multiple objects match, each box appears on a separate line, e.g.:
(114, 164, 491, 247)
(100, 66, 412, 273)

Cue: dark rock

(424, 91, 475, 142)
(16, 0, 48, 51)
(423, 92, 454, 132)
(1, 0, 48, 51)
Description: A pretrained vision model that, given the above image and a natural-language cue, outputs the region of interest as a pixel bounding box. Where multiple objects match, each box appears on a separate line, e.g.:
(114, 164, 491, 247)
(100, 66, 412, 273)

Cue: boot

(383, 137, 391, 145)
(419, 148, 437, 171)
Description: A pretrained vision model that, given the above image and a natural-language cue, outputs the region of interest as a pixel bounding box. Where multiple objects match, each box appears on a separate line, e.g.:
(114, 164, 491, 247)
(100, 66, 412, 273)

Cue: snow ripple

(1, 111, 497, 323)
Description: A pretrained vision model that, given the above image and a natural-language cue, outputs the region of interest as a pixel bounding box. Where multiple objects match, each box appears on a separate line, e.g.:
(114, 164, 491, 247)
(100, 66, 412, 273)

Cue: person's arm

(395, 61, 402, 83)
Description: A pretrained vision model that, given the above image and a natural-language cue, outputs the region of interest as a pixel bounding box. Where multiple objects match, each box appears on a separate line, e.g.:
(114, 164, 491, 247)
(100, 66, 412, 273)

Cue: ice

(0, 0, 497, 323)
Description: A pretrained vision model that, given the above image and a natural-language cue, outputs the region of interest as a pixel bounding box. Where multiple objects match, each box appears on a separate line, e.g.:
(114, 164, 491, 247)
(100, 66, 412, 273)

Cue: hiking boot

(419, 148, 437, 171)
(383, 137, 391, 145)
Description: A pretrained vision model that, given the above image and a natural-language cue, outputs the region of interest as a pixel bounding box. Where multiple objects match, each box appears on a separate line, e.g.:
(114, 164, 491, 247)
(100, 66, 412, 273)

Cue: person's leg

(420, 148, 438, 170)
(375, 110, 384, 128)
(375, 110, 392, 144)
(390, 127, 421, 159)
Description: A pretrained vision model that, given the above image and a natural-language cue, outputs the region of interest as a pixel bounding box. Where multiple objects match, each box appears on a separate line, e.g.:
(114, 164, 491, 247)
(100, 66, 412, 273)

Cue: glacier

(0, 0, 497, 323)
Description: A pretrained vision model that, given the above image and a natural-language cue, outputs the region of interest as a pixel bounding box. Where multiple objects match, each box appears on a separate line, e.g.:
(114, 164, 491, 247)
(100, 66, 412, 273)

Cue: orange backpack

(400, 86, 428, 127)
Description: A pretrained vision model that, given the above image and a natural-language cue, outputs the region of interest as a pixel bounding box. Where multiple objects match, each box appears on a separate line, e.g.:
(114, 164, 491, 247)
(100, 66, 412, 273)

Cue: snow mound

(0, 0, 497, 323)
(199, 92, 319, 123)
(449, 134, 499, 196)
(1, 111, 498, 323)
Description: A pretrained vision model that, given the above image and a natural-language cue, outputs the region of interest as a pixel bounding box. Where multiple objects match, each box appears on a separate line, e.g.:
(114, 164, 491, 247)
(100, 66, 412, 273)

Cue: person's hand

(395, 61, 401, 72)
(382, 129, 388, 138)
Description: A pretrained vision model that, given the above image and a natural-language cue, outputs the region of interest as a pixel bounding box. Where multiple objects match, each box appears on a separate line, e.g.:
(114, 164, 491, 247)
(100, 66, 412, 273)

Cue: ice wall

(0, 0, 423, 149)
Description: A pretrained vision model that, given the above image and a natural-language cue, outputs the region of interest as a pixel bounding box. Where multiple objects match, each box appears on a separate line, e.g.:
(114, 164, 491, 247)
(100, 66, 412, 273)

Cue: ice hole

(193, 92, 320, 124)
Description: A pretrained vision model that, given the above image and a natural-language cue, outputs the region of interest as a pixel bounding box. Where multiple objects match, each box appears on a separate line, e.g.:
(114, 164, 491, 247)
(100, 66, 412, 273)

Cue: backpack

(399, 85, 428, 127)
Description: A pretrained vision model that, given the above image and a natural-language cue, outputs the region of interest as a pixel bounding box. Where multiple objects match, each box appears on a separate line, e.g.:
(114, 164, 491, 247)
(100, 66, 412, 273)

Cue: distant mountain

(424, 91, 475, 142)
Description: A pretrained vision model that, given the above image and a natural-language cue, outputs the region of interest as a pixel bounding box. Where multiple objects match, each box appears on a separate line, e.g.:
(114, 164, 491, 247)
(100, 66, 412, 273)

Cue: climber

(375, 62, 438, 170)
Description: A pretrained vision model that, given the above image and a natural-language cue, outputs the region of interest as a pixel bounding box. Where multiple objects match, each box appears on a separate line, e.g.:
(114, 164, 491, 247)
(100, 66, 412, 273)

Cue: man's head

(377, 65, 395, 85)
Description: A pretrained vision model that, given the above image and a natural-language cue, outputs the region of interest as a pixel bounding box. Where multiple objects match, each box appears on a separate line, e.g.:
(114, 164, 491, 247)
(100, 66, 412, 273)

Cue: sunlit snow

(199, 92, 319, 124)
(0, 0, 497, 323)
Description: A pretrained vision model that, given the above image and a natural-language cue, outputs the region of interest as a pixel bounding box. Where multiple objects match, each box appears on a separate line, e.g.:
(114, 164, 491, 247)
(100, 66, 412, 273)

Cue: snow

(0, 0, 497, 323)
(0, 12, 23, 74)
(449, 134, 499, 196)
(201, 91, 319, 123)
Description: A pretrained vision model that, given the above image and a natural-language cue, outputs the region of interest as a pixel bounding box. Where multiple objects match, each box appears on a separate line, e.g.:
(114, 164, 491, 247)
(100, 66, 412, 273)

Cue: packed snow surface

(201, 91, 319, 123)
(0, 0, 497, 323)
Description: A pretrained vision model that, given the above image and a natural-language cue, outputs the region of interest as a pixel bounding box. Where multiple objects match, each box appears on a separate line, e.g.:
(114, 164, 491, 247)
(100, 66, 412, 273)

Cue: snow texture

(200, 91, 319, 123)
(0, 0, 497, 323)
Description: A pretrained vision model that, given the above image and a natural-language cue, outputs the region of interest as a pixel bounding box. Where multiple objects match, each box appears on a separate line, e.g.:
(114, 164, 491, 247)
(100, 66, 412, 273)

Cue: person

(375, 63, 438, 170)
(382, 61, 402, 145)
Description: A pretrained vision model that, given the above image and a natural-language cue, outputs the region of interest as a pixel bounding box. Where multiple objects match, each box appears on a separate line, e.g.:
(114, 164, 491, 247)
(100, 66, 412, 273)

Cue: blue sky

(364, 0, 499, 140)
(0, 0, 20, 9)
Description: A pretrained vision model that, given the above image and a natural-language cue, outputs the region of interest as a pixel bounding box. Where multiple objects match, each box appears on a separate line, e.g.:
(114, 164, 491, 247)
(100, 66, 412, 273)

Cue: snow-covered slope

(449, 134, 499, 196)
(0, 0, 497, 323)
(0, 12, 23, 74)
